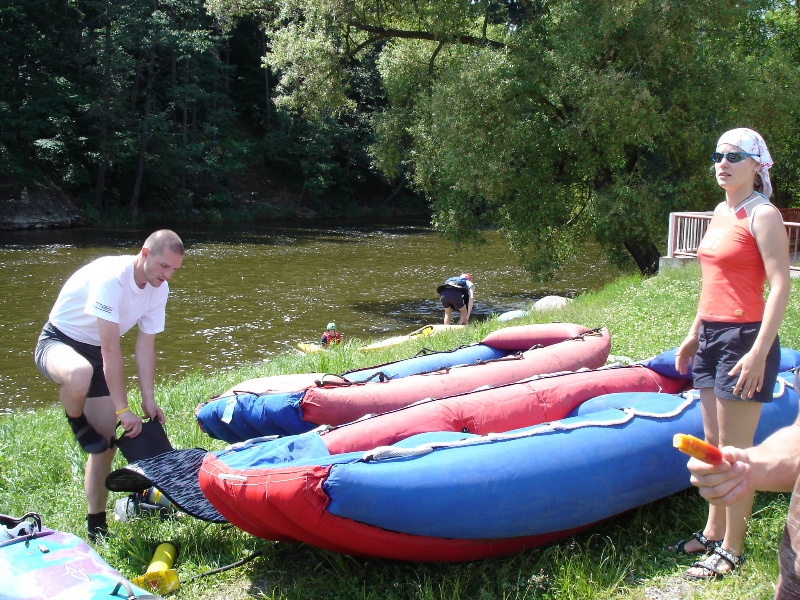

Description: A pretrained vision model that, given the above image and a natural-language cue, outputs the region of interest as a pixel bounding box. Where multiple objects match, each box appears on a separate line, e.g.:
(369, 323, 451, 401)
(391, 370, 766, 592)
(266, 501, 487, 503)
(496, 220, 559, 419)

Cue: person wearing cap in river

(436, 273, 475, 325)
(669, 127, 790, 581)
(320, 322, 342, 348)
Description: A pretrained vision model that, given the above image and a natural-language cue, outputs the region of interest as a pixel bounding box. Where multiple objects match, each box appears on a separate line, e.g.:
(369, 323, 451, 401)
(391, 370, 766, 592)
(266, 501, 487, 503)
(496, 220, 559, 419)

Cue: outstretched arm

(135, 331, 164, 424)
(689, 409, 800, 505)
(98, 318, 142, 437)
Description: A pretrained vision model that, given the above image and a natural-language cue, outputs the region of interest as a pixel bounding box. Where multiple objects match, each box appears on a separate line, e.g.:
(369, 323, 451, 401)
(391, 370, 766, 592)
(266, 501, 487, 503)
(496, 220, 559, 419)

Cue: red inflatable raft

(301, 326, 610, 427)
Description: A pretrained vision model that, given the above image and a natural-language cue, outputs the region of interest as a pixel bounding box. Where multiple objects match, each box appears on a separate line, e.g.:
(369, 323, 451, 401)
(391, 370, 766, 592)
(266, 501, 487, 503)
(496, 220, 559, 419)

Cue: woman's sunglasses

(711, 151, 757, 163)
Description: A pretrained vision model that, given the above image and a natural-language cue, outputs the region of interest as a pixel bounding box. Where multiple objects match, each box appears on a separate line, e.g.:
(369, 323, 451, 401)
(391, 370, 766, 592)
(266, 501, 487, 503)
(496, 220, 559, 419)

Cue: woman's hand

(728, 350, 767, 399)
(675, 334, 700, 376)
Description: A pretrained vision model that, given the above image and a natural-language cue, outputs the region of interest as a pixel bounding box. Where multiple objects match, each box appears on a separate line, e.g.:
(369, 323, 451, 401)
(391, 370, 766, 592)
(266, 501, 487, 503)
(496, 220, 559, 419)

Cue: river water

(0, 219, 622, 414)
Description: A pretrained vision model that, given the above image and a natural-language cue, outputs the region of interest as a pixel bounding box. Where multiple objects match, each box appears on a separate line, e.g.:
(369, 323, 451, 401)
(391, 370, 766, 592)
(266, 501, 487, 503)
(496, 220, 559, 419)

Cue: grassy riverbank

(2, 263, 799, 599)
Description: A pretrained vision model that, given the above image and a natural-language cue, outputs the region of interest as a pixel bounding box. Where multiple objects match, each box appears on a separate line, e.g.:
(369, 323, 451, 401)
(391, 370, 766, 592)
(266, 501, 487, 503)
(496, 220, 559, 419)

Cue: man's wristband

(115, 407, 132, 416)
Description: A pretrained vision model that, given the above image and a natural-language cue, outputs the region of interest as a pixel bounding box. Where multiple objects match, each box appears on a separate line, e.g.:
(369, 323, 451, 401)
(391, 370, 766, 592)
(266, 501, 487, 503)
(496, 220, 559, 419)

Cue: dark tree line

(0, 0, 396, 223)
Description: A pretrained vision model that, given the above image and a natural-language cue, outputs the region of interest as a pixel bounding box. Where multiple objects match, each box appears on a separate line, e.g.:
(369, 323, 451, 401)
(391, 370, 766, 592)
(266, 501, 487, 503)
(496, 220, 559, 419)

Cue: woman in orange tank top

(670, 128, 790, 580)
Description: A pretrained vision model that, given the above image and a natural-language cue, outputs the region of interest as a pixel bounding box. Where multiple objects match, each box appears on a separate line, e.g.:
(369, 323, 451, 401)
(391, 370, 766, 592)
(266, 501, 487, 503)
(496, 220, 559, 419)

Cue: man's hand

(688, 447, 753, 506)
(118, 409, 143, 438)
(141, 399, 165, 424)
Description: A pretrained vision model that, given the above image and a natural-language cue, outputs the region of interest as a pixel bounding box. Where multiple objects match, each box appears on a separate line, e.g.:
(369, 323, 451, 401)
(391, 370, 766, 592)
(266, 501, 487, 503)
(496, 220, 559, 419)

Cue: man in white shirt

(34, 229, 184, 541)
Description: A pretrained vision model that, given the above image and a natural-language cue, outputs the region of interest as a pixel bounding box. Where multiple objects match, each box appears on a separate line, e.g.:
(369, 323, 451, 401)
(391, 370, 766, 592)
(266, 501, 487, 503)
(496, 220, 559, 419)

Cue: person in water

(34, 229, 184, 542)
(670, 128, 790, 580)
(437, 273, 474, 325)
(320, 322, 342, 347)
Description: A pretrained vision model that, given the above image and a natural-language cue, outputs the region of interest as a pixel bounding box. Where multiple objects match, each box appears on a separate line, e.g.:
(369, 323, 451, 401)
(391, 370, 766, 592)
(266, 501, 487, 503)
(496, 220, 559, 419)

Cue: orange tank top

(696, 193, 773, 323)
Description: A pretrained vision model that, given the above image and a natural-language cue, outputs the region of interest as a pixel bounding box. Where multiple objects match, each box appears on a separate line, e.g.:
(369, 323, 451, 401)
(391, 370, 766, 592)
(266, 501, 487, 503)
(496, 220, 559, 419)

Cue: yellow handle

(148, 542, 178, 572)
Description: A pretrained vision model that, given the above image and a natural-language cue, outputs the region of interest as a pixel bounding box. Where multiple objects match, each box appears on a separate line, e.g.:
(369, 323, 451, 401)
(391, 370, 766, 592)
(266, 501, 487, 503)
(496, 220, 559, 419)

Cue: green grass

(1, 261, 797, 599)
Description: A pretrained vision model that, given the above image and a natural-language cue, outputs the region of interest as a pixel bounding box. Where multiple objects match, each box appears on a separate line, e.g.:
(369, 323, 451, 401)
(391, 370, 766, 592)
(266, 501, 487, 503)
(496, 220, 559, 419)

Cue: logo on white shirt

(92, 302, 112, 314)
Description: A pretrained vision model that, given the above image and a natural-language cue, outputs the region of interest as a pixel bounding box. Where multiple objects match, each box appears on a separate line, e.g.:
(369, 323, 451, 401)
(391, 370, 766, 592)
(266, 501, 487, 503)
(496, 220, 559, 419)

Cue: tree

(206, 0, 800, 278)
(0, 0, 84, 194)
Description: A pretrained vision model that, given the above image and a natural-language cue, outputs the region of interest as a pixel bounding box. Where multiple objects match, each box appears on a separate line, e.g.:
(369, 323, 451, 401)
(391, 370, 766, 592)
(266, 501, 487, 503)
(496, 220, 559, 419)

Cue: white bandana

(716, 128, 774, 197)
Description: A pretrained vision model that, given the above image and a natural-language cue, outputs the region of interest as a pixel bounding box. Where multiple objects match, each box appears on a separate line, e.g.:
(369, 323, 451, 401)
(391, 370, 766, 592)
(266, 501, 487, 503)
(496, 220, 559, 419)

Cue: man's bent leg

(44, 343, 93, 418)
(43, 345, 109, 454)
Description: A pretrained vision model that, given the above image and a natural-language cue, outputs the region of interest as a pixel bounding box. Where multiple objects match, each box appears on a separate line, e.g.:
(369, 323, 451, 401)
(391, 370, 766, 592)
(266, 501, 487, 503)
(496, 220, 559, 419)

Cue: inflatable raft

(315, 363, 689, 454)
(496, 309, 529, 322)
(196, 323, 610, 441)
(198, 370, 799, 561)
(296, 342, 324, 354)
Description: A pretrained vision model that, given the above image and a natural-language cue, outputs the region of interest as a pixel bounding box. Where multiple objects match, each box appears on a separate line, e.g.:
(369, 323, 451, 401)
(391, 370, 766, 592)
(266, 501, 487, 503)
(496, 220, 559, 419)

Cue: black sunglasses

(711, 151, 757, 164)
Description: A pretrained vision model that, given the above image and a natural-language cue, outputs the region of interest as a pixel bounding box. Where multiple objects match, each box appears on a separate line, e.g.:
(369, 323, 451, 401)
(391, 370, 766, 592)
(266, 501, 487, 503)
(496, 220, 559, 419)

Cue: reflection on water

(0, 219, 622, 413)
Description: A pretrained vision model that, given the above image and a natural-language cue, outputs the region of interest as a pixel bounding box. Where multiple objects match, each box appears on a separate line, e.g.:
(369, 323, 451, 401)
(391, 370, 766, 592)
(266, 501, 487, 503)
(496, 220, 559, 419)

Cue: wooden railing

(666, 209, 800, 272)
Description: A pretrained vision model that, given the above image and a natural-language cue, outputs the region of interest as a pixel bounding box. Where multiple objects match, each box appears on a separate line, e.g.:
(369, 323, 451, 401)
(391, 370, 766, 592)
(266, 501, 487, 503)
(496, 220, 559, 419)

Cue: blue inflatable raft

(199, 370, 799, 561)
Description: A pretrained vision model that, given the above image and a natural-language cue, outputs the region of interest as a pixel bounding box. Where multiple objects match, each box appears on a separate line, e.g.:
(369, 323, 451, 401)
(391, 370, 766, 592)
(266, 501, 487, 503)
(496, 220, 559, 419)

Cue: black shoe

(87, 526, 109, 543)
(666, 531, 722, 556)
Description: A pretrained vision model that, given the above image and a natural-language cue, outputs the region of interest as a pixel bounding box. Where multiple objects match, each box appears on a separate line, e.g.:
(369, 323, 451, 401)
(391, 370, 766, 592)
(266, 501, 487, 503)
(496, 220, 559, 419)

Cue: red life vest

(321, 331, 342, 347)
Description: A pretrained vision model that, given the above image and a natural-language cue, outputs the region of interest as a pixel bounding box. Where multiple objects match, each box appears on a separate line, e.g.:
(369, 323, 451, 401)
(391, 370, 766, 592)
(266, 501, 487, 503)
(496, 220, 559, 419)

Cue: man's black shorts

(35, 322, 110, 398)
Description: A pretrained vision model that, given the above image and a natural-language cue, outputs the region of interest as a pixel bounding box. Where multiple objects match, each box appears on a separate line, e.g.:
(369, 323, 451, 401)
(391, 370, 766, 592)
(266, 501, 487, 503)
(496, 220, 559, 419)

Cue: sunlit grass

(1, 262, 797, 598)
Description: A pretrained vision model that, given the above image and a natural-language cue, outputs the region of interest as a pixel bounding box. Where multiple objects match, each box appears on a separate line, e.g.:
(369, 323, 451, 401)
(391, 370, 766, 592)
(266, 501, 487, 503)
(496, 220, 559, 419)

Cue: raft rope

(314, 373, 355, 387)
(361, 374, 791, 462)
(360, 394, 697, 462)
(328, 344, 483, 386)
(413, 347, 437, 357)
(567, 326, 604, 341)
(517, 326, 601, 353)
(315, 344, 536, 388)
(321, 331, 605, 388)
